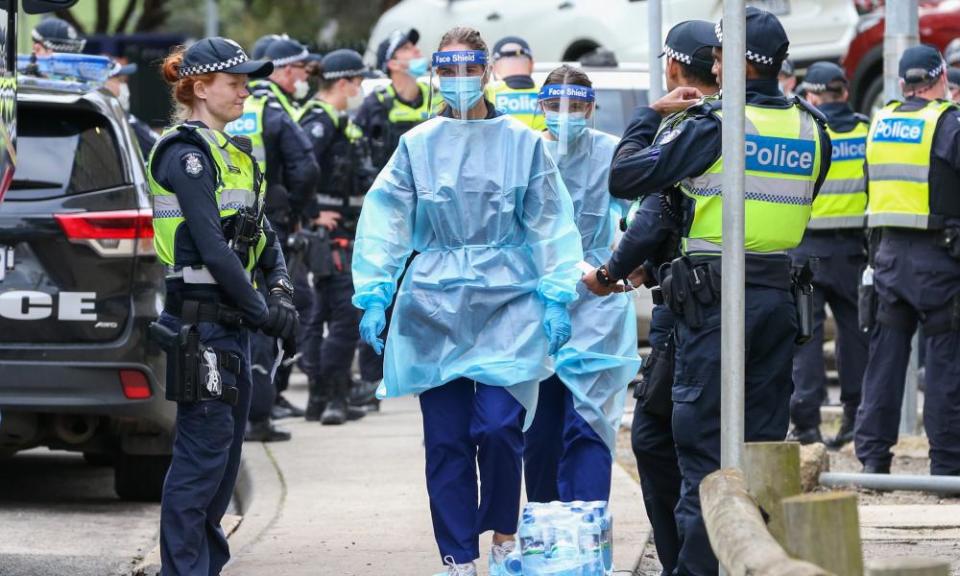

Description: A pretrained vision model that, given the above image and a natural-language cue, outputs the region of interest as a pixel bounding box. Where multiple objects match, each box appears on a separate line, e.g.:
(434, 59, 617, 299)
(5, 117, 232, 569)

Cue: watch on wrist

(595, 264, 615, 287)
(271, 278, 294, 297)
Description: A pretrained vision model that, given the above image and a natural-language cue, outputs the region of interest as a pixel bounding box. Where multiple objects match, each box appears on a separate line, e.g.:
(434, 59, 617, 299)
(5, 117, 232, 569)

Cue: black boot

(275, 394, 305, 418)
(305, 377, 326, 422)
(349, 379, 379, 407)
(825, 408, 856, 450)
(244, 419, 292, 442)
(787, 426, 823, 445)
(321, 375, 349, 425)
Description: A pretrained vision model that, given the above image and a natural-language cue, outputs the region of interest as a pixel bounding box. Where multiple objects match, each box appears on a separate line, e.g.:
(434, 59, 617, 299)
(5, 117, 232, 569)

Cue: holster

(858, 277, 877, 333)
(330, 237, 354, 274)
(634, 332, 675, 418)
(660, 257, 719, 330)
(791, 260, 815, 345)
(937, 227, 960, 260)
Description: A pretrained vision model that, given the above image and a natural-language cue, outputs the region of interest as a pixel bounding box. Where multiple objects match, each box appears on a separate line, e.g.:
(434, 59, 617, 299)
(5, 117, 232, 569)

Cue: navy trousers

(631, 305, 682, 576)
(790, 232, 868, 428)
(158, 313, 252, 576)
(419, 379, 526, 564)
(304, 272, 360, 382)
(523, 375, 613, 503)
(673, 288, 796, 576)
(855, 232, 960, 474)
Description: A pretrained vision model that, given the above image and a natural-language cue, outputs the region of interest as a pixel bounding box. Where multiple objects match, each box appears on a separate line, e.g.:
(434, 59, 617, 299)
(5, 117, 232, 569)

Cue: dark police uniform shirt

(355, 81, 430, 169)
(151, 121, 288, 326)
(607, 78, 833, 280)
(252, 81, 321, 224)
(300, 103, 352, 211)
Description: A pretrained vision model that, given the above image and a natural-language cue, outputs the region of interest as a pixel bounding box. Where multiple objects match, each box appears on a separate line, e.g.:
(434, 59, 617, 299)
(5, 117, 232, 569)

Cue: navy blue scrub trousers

(419, 378, 526, 564)
(523, 375, 613, 503)
(158, 313, 252, 576)
(673, 287, 797, 576)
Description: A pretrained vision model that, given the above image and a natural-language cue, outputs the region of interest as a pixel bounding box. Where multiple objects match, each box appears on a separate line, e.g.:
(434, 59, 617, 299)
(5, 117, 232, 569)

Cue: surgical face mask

(347, 85, 365, 110)
(438, 76, 484, 112)
(293, 78, 310, 101)
(406, 57, 428, 78)
(544, 111, 588, 142)
(117, 82, 130, 112)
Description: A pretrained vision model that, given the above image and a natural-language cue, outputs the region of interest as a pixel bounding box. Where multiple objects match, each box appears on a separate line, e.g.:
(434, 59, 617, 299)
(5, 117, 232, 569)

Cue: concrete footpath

(225, 375, 650, 576)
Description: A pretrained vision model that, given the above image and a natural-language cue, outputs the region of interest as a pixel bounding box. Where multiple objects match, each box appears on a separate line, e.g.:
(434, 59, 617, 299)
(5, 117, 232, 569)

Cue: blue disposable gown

(352, 115, 583, 418)
(546, 128, 641, 452)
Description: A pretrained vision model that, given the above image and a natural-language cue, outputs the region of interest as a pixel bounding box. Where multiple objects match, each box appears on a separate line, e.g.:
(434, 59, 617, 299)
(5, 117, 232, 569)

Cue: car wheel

(83, 451, 115, 467)
(860, 75, 884, 116)
(114, 452, 171, 502)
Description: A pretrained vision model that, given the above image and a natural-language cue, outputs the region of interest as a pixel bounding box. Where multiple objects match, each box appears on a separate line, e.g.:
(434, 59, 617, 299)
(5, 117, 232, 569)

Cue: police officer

(485, 36, 546, 131)
(945, 38, 960, 69)
(787, 62, 870, 449)
(779, 57, 797, 98)
(226, 36, 319, 441)
(855, 45, 960, 477)
(298, 49, 377, 424)
(587, 10, 831, 575)
(355, 28, 434, 171)
(106, 60, 159, 160)
(602, 21, 720, 576)
(354, 28, 435, 389)
(149, 38, 298, 575)
(948, 68, 960, 103)
(31, 17, 84, 55)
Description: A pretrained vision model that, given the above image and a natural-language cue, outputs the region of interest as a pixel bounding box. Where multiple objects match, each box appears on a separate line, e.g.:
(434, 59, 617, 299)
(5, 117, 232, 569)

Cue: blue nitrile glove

(360, 305, 387, 356)
(543, 301, 572, 356)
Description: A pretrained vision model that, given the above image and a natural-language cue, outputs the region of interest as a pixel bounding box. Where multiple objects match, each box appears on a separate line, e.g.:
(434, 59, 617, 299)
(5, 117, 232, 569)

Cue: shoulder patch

(311, 122, 325, 139)
(657, 127, 683, 145)
(182, 152, 205, 178)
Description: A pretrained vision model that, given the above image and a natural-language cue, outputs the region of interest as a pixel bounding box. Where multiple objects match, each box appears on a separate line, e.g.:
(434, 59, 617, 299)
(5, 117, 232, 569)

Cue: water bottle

(589, 501, 614, 574)
(546, 512, 581, 575)
(502, 548, 523, 576)
(520, 516, 547, 576)
(579, 513, 604, 576)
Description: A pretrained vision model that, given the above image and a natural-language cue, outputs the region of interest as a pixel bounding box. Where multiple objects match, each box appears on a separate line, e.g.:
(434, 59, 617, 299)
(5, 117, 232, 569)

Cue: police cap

(946, 38, 960, 67)
(493, 36, 533, 60)
(377, 28, 420, 72)
(899, 44, 946, 85)
(179, 37, 273, 79)
(252, 34, 285, 60)
(800, 61, 847, 93)
(265, 37, 321, 68)
(715, 7, 790, 71)
(660, 20, 719, 71)
(321, 49, 376, 80)
(948, 67, 960, 89)
(32, 17, 85, 54)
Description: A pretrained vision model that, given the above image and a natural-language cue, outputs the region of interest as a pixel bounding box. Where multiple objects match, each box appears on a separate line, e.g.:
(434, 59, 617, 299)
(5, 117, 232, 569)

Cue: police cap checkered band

(663, 46, 692, 65)
(272, 48, 309, 68)
(903, 62, 945, 83)
(179, 53, 249, 78)
(322, 68, 367, 79)
(899, 44, 944, 82)
(32, 28, 85, 54)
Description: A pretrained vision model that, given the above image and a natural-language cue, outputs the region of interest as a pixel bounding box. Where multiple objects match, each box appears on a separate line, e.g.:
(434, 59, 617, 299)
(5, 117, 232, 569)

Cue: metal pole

(720, 1, 746, 472)
(900, 331, 919, 434)
(883, 0, 919, 103)
(647, 0, 664, 101)
(820, 472, 960, 494)
(205, 0, 219, 38)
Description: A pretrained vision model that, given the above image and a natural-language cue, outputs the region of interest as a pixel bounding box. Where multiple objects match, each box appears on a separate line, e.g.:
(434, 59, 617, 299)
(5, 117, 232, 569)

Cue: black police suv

(0, 75, 172, 501)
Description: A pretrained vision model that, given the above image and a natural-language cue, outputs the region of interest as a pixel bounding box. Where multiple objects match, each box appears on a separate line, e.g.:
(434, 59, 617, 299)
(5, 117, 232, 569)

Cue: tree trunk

(95, 0, 111, 34)
(114, 0, 139, 34)
(134, 0, 170, 32)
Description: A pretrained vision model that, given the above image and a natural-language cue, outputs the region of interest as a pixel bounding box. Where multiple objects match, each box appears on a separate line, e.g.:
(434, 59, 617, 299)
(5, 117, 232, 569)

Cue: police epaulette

(684, 96, 721, 119)
(853, 112, 871, 124)
(793, 95, 828, 125)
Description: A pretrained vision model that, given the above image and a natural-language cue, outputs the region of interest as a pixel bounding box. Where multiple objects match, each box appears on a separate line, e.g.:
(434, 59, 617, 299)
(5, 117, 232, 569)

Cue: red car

(843, 0, 960, 113)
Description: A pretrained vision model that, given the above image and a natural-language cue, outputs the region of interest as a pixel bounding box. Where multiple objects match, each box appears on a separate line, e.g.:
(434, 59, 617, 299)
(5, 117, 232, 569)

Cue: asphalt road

(0, 449, 159, 576)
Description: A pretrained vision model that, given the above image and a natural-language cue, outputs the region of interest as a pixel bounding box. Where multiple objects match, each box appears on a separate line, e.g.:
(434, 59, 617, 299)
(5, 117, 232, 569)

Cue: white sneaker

(432, 555, 477, 576)
(489, 540, 516, 576)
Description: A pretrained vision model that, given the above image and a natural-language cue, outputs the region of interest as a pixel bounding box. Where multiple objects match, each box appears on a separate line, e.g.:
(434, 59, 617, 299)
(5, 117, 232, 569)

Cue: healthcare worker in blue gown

(523, 65, 641, 504)
(351, 26, 583, 576)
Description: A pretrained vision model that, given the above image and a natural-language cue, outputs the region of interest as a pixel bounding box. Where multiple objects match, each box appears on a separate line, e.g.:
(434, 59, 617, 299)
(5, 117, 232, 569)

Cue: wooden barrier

(865, 558, 950, 576)
(781, 492, 864, 576)
(744, 442, 802, 545)
(700, 468, 832, 576)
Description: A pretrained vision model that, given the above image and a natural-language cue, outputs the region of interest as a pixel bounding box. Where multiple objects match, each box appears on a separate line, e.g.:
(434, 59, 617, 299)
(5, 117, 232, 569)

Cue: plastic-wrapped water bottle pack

(505, 500, 613, 576)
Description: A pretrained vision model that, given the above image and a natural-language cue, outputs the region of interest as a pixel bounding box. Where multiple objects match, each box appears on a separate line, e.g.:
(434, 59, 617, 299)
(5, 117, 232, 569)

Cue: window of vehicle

(8, 105, 126, 200)
(594, 88, 647, 137)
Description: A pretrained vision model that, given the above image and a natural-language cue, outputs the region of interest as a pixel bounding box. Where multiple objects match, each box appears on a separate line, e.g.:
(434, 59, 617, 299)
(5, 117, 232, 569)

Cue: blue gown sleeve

(522, 140, 583, 305)
(351, 137, 417, 310)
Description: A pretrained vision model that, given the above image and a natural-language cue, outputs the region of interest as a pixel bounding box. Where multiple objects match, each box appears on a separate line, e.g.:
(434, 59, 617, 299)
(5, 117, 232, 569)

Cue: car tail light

(54, 209, 155, 257)
(120, 369, 152, 400)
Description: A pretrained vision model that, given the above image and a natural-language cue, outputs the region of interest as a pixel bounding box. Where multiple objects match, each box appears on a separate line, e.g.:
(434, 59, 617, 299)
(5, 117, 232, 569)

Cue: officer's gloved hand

(360, 305, 387, 356)
(543, 301, 572, 356)
(262, 291, 299, 340)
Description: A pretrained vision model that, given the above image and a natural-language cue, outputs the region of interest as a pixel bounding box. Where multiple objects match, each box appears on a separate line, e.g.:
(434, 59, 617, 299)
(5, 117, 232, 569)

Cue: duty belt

(164, 297, 244, 329)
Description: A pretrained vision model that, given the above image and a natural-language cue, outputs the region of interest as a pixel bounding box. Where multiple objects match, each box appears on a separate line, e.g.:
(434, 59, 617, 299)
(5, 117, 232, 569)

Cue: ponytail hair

(161, 45, 217, 122)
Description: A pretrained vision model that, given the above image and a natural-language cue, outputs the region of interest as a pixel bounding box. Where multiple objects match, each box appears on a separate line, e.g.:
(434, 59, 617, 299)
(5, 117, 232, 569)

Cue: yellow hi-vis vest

(374, 82, 437, 124)
(298, 99, 364, 142)
(809, 121, 869, 229)
(148, 125, 266, 280)
(866, 99, 955, 229)
(485, 80, 547, 131)
(681, 103, 823, 255)
(224, 95, 268, 171)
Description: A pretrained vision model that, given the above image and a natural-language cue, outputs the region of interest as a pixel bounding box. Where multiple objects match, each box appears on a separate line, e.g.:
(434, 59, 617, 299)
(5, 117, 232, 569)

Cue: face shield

(538, 81, 596, 157)
(429, 50, 488, 120)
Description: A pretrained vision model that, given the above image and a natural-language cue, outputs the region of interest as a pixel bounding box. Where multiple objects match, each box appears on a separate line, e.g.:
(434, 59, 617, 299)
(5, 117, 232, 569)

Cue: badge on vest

(872, 118, 924, 144)
(832, 137, 866, 161)
(225, 111, 258, 136)
(745, 134, 815, 176)
(496, 92, 540, 115)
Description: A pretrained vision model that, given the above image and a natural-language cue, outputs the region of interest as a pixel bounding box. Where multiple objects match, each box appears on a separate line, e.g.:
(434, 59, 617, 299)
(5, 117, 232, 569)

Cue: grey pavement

(225, 375, 650, 576)
(0, 449, 159, 576)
